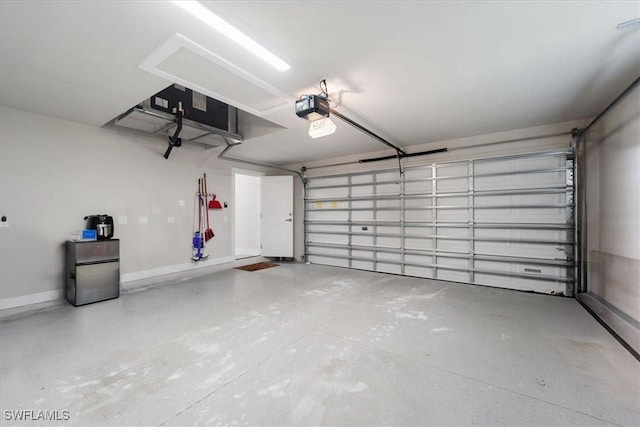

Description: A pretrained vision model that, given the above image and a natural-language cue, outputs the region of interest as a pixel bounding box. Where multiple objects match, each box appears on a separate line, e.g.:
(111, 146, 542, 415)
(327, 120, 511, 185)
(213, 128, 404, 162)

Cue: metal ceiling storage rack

(304, 149, 576, 295)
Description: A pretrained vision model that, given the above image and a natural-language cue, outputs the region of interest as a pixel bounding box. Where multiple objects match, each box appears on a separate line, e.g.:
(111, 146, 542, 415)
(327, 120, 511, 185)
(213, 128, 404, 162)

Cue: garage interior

(0, 1, 638, 426)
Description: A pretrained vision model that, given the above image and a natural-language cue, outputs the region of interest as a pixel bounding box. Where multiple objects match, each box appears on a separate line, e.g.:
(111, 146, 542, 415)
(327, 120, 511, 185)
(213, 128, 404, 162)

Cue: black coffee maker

(84, 214, 114, 240)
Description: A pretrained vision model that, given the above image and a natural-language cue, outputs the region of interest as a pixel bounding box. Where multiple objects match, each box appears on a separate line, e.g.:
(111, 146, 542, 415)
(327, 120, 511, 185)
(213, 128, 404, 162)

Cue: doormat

(234, 262, 279, 272)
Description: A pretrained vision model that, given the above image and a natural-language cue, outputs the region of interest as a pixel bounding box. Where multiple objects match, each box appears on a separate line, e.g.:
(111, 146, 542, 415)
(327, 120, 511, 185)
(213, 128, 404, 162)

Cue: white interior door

(234, 173, 261, 258)
(261, 175, 293, 257)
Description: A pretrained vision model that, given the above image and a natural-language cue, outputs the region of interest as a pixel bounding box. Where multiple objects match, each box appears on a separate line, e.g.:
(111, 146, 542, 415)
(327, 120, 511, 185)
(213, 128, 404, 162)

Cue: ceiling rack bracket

(163, 106, 183, 160)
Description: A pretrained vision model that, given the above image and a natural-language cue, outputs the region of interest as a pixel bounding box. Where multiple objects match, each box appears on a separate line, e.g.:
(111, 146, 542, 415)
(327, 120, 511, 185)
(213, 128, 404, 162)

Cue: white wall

(582, 84, 640, 322)
(234, 173, 261, 256)
(0, 106, 273, 309)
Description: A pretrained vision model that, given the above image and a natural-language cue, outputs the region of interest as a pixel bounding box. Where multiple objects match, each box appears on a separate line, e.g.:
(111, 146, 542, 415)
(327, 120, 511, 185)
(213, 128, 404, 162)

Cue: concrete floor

(1, 263, 638, 426)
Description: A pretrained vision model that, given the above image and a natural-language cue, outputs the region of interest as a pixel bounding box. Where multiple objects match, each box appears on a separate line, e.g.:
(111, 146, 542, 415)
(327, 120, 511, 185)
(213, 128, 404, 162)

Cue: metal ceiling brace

(163, 107, 183, 159)
(217, 139, 306, 184)
(328, 107, 407, 173)
(329, 108, 407, 157)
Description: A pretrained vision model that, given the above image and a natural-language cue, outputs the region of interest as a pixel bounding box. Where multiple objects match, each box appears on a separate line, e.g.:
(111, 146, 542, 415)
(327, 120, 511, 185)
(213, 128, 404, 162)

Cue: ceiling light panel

(309, 118, 337, 139)
(172, 1, 290, 71)
(140, 34, 293, 116)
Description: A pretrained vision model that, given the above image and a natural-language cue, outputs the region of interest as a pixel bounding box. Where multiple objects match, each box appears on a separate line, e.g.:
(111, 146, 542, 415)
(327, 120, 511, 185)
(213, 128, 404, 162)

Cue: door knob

(285, 218, 292, 222)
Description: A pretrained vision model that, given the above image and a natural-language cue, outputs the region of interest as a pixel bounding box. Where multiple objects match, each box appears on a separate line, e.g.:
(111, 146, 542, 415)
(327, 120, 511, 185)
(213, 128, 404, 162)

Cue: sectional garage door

(305, 149, 575, 295)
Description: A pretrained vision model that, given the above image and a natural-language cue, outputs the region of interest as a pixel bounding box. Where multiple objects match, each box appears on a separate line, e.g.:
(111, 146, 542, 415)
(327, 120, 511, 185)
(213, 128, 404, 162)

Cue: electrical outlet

(178, 200, 186, 207)
(118, 216, 128, 225)
(139, 216, 148, 224)
(167, 216, 175, 224)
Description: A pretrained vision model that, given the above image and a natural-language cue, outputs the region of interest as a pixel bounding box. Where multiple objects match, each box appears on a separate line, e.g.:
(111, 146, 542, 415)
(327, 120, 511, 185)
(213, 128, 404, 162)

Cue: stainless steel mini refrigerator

(66, 239, 120, 306)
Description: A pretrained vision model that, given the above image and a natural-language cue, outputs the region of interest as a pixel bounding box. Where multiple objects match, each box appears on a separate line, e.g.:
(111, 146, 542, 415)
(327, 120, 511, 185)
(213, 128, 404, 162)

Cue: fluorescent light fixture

(172, 1, 290, 71)
(309, 118, 337, 139)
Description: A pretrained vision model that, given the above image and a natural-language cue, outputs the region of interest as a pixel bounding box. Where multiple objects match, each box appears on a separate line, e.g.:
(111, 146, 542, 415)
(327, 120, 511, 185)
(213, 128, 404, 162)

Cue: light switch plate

(139, 216, 148, 224)
(167, 216, 175, 224)
(178, 200, 186, 207)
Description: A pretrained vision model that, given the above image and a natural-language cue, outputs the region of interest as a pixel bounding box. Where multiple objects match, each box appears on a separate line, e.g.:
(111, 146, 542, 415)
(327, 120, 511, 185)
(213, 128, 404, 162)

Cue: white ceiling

(1, 1, 639, 165)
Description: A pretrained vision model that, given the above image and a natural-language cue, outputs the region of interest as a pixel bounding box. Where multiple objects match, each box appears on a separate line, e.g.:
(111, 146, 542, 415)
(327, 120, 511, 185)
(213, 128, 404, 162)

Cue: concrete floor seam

(159, 328, 316, 426)
(256, 321, 626, 427)
(419, 363, 627, 427)
(158, 367, 252, 426)
(311, 327, 414, 362)
(309, 305, 627, 427)
(340, 330, 623, 427)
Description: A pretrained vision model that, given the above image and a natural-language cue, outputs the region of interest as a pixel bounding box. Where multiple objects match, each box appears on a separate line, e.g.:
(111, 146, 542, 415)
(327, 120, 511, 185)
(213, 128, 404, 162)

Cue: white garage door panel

(309, 233, 348, 245)
(474, 273, 566, 294)
(377, 171, 399, 180)
(352, 260, 375, 270)
(474, 260, 565, 277)
(352, 174, 374, 184)
(309, 224, 348, 233)
(406, 182, 433, 193)
(309, 255, 349, 268)
(377, 263, 402, 275)
(437, 240, 471, 253)
(352, 200, 375, 209)
(474, 228, 566, 240)
(406, 227, 432, 236)
(405, 266, 434, 278)
(437, 179, 468, 192)
(377, 252, 401, 262)
(308, 188, 348, 199)
(475, 241, 564, 259)
(351, 211, 375, 221)
(378, 237, 401, 247)
(437, 269, 471, 283)
(305, 149, 575, 295)
(436, 256, 468, 268)
(404, 167, 433, 178)
(351, 185, 375, 196)
(308, 211, 347, 221)
(377, 225, 400, 234)
(437, 210, 469, 222)
(351, 236, 374, 246)
(377, 183, 401, 194)
(405, 240, 434, 251)
(405, 210, 435, 221)
(405, 198, 434, 208)
(442, 228, 468, 238)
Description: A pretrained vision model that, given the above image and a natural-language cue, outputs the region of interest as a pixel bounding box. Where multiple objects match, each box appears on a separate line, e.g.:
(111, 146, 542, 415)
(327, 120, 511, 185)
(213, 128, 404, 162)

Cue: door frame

(231, 168, 265, 259)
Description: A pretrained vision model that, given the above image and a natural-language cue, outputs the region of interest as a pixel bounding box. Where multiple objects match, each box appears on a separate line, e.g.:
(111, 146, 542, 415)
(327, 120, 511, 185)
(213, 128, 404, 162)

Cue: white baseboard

(0, 256, 236, 311)
(120, 256, 235, 283)
(0, 289, 64, 311)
